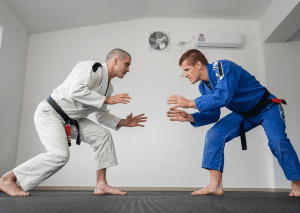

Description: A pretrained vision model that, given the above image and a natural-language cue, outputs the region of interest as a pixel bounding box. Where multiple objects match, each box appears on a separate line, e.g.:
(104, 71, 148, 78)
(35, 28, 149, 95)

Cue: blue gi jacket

(191, 59, 275, 127)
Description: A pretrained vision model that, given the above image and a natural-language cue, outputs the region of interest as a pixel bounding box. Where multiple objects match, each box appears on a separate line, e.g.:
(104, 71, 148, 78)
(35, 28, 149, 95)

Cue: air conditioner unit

(195, 32, 242, 49)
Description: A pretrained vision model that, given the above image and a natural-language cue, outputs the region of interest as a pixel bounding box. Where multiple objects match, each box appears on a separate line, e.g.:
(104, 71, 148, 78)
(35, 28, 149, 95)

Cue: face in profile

(115, 55, 131, 78)
(181, 60, 201, 84)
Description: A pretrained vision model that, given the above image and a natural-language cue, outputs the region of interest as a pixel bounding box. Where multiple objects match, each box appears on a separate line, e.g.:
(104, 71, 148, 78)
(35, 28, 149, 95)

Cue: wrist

(117, 119, 127, 127)
(105, 97, 110, 104)
(189, 100, 197, 109)
(187, 114, 195, 123)
(124, 118, 128, 127)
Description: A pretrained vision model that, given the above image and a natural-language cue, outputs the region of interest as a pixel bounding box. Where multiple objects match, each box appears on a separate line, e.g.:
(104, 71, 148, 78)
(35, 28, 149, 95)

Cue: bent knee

(95, 129, 112, 141)
(205, 128, 218, 143)
(268, 137, 290, 146)
(52, 151, 70, 164)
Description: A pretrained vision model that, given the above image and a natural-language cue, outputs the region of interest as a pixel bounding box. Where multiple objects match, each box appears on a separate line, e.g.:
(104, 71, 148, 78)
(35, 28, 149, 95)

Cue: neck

(204, 65, 209, 82)
(106, 62, 115, 81)
(199, 65, 209, 82)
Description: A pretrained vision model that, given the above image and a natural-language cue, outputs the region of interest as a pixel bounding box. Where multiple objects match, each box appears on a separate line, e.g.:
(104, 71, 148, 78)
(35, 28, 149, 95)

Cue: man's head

(179, 49, 209, 84)
(106, 48, 131, 79)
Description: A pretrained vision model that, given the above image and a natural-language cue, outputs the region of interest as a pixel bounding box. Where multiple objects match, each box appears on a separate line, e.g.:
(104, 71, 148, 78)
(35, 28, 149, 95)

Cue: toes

(191, 191, 198, 195)
(115, 191, 127, 195)
(289, 191, 300, 197)
(191, 191, 202, 196)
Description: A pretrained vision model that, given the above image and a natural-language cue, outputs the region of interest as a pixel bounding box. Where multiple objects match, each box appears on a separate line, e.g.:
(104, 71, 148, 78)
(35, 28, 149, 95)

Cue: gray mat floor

(1, 190, 300, 213)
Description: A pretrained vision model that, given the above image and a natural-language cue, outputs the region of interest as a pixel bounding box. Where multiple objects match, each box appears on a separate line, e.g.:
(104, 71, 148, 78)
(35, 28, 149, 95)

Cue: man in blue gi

(167, 49, 300, 197)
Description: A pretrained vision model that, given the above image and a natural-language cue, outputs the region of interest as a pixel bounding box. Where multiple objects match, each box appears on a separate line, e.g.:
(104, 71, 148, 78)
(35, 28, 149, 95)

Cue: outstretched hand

(167, 108, 194, 122)
(106, 93, 131, 105)
(167, 95, 192, 110)
(126, 113, 147, 127)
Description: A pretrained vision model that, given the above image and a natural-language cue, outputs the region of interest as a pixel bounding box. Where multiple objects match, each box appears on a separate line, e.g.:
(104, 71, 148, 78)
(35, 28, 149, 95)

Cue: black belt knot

(46, 96, 81, 146)
(238, 89, 286, 150)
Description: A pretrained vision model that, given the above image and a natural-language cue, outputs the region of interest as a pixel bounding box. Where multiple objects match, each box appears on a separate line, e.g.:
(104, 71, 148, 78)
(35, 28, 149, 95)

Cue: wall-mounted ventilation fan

(148, 31, 170, 51)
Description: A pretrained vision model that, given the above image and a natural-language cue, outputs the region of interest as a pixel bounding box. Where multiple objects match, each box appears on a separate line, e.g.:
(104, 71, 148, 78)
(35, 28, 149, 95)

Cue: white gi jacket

(50, 61, 121, 130)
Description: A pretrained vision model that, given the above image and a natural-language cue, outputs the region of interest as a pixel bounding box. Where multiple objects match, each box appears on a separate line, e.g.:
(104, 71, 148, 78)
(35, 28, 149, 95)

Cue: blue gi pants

(202, 102, 300, 181)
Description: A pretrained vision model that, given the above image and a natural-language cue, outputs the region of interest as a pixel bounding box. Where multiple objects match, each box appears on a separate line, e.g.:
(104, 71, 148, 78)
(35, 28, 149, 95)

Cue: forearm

(190, 110, 220, 127)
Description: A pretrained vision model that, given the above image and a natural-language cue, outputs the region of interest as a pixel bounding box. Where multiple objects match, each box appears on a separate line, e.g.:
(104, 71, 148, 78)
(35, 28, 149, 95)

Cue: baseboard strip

(32, 186, 292, 192)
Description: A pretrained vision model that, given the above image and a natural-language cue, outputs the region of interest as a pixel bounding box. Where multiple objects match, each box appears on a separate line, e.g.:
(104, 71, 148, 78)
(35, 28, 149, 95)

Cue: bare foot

(94, 184, 127, 195)
(0, 171, 31, 196)
(192, 183, 224, 196)
(289, 179, 300, 197)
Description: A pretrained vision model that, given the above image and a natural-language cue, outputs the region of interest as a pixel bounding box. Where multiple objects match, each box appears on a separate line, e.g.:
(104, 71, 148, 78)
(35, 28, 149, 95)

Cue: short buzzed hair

(106, 48, 131, 62)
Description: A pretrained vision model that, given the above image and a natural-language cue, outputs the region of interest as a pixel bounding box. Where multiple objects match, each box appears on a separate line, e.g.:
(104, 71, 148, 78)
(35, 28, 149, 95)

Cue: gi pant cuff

(96, 161, 118, 170)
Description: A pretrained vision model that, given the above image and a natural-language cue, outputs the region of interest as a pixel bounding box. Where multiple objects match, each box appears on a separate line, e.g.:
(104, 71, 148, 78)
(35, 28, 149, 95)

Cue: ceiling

(3, 0, 275, 34)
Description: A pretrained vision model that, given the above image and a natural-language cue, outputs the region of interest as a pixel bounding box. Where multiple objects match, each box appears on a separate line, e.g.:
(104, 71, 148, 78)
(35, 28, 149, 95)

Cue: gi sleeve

(190, 82, 220, 127)
(190, 110, 220, 127)
(194, 60, 242, 113)
(95, 84, 122, 131)
(69, 61, 107, 109)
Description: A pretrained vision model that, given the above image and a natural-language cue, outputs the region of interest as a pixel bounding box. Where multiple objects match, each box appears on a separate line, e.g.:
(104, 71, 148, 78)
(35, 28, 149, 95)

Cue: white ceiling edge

(287, 26, 300, 42)
(260, 0, 300, 43)
(266, 1, 300, 43)
(3, 0, 274, 34)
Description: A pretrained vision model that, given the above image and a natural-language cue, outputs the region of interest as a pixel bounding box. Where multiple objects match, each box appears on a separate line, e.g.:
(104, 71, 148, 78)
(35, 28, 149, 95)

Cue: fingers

(132, 113, 147, 120)
(166, 112, 175, 117)
(171, 108, 184, 112)
(122, 100, 130, 104)
(127, 113, 133, 118)
(114, 93, 131, 104)
(169, 105, 179, 110)
(121, 96, 130, 104)
(167, 95, 179, 102)
(167, 96, 178, 104)
(121, 93, 131, 99)
(139, 120, 147, 122)
(167, 100, 178, 105)
(168, 95, 179, 99)
(167, 108, 183, 115)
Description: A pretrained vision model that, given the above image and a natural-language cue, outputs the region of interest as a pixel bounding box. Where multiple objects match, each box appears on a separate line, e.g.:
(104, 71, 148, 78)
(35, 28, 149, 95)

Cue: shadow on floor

(0, 191, 300, 213)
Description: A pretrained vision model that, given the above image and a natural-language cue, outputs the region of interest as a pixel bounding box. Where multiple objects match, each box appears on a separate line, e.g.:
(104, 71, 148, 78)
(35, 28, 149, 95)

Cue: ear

(195, 61, 202, 69)
(114, 56, 118, 65)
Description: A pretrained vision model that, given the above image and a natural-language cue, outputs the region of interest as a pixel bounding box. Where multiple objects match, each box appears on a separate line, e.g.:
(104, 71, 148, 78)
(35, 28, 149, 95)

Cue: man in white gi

(0, 48, 147, 196)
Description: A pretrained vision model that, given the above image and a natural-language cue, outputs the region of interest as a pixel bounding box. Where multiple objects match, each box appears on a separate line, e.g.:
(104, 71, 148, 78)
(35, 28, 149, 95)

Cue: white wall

(0, 0, 29, 176)
(16, 17, 272, 189)
(262, 42, 300, 189)
(259, 0, 300, 189)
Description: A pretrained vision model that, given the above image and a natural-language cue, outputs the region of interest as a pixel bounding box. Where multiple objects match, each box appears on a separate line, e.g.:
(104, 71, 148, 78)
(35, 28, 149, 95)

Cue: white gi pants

(13, 101, 118, 192)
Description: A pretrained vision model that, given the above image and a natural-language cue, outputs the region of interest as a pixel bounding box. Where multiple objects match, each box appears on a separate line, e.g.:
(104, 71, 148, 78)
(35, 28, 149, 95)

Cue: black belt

(46, 96, 81, 146)
(238, 89, 286, 150)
